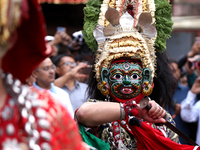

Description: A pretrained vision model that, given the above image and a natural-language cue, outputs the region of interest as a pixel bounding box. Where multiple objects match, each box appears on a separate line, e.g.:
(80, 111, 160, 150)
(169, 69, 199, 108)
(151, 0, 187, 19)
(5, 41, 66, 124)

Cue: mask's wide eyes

(130, 73, 140, 80)
(112, 73, 123, 80)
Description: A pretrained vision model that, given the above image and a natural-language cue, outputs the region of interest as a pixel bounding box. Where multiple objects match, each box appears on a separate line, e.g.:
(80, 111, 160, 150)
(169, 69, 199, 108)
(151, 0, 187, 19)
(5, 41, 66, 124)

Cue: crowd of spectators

(25, 28, 92, 115)
(167, 39, 200, 145)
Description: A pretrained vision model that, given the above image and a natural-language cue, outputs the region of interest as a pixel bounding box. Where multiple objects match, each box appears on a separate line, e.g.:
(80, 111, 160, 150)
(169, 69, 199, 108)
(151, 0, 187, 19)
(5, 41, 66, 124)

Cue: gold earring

(97, 81, 109, 96)
(142, 81, 153, 96)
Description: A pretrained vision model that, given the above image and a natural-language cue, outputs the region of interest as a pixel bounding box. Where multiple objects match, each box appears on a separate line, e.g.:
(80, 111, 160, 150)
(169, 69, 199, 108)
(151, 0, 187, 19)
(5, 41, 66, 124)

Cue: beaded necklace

(1, 71, 52, 150)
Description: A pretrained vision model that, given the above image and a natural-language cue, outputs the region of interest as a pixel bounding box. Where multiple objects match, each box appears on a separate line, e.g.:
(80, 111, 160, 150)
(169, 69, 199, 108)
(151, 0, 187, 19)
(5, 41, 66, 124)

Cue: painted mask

(100, 59, 152, 103)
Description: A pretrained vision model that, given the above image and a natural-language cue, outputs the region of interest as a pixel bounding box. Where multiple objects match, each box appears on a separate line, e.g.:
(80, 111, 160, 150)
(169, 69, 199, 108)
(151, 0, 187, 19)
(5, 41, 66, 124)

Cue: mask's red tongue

(120, 87, 134, 94)
(111, 92, 145, 104)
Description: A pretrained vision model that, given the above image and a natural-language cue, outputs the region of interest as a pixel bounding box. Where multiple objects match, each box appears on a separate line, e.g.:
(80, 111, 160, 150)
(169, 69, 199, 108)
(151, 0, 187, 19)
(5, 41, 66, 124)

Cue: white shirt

(51, 87, 74, 118)
(181, 91, 200, 145)
(33, 82, 74, 118)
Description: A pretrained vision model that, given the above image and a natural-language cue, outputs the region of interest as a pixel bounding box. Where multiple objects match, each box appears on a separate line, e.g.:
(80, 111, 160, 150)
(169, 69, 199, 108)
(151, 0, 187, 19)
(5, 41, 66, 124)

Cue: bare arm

(54, 71, 72, 88)
(76, 100, 166, 127)
(76, 102, 121, 127)
(54, 63, 87, 88)
(50, 30, 72, 46)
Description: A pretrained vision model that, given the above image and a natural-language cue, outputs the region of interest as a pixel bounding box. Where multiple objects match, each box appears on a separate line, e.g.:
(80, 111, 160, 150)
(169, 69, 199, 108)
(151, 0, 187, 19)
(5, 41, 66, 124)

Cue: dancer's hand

(138, 100, 166, 123)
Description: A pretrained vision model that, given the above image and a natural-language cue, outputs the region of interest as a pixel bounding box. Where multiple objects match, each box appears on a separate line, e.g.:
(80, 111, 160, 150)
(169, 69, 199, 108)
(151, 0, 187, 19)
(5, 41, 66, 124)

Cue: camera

(72, 31, 84, 46)
(189, 58, 200, 70)
(69, 31, 92, 55)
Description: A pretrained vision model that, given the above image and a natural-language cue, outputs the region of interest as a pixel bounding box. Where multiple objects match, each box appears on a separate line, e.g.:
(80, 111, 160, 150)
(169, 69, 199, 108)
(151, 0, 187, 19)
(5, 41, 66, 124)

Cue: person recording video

(168, 60, 192, 144)
(68, 31, 92, 58)
(180, 39, 200, 145)
(181, 73, 200, 146)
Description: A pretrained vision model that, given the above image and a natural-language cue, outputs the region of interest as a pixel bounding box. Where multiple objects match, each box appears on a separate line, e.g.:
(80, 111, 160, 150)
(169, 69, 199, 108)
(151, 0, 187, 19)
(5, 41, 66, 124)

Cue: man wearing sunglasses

(53, 54, 89, 112)
(32, 57, 74, 118)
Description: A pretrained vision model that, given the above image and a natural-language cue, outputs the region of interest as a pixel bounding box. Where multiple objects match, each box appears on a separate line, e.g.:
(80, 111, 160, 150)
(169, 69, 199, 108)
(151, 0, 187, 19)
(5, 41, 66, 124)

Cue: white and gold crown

(93, 0, 157, 83)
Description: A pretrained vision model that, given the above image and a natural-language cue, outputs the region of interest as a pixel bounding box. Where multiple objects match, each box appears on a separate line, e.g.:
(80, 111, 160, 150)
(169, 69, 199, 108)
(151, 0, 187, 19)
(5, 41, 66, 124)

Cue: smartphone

(57, 27, 65, 32)
(192, 59, 200, 70)
(189, 57, 200, 69)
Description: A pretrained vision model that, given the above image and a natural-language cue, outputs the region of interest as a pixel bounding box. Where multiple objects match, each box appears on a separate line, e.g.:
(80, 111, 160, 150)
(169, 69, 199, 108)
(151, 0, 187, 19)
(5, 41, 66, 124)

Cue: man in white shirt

(181, 77, 200, 145)
(32, 57, 74, 118)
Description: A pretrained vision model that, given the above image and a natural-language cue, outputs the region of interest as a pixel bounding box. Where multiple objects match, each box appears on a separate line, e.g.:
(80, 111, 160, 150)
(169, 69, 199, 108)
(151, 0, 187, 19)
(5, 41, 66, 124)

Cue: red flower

(128, 10, 134, 17)
(127, 4, 133, 10)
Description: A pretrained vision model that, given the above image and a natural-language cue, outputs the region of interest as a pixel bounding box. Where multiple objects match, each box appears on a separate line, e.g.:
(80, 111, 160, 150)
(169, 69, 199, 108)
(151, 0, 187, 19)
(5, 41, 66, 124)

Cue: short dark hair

(168, 59, 178, 66)
(52, 53, 73, 66)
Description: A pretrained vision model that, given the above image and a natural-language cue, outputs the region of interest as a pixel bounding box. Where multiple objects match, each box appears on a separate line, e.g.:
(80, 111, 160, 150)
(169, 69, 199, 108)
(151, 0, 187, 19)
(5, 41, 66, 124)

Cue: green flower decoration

(154, 0, 173, 52)
(82, 0, 102, 52)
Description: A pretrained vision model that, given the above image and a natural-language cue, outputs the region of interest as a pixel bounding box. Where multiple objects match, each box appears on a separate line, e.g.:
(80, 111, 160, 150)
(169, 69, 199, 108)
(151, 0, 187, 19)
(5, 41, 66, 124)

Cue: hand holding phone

(55, 27, 72, 46)
(57, 27, 66, 32)
(80, 65, 92, 75)
(188, 55, 200, 70)
(192, 59, 200, 70)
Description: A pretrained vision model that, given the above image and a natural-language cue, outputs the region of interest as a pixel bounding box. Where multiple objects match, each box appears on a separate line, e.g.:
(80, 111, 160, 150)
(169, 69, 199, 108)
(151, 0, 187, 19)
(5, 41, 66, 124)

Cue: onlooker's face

(34, 58, 56, 87)
(56, 56, 76, 76)
(179, 75, 188, 86)
(169, 62, 181, 81)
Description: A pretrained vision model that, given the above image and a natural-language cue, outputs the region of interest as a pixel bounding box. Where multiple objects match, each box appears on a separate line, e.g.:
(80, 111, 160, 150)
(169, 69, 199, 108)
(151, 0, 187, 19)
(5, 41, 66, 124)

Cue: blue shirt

(169, 82, 193, 144)
(62, 80, 88, 111)
(33, 82, 57, 94)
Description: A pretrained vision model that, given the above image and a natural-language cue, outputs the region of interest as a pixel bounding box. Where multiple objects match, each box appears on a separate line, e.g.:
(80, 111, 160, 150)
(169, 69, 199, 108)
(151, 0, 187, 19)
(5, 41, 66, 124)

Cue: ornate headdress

(83, 0, 173, 96)
(0, 0, 50, 83)
(0, 0, 22, 58)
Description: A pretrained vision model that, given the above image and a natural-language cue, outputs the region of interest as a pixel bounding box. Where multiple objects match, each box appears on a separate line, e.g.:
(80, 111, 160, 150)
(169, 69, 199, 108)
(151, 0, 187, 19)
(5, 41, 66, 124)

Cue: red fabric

(127, 121, 199, 150)
(2, 0, 51, 83)
(31, 88, 86, 150)
(111, 59, 142, 66)
(0, 95, 27, 148)
(0, 88, 86, 149)
(123, 100, 139, 116)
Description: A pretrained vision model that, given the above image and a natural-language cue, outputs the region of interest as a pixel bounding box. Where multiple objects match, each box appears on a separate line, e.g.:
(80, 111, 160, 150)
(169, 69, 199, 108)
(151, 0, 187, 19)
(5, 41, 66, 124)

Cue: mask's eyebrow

(110, 68, 117, 74)
(118, 69, 125, 74)
(129, 68, 142, 74)
(110, 68, 125, 74)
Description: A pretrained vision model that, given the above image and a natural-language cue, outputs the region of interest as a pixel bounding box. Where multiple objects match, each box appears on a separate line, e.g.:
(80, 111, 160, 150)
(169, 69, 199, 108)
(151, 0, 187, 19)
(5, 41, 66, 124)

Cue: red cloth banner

(130, 122, 199, 150)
